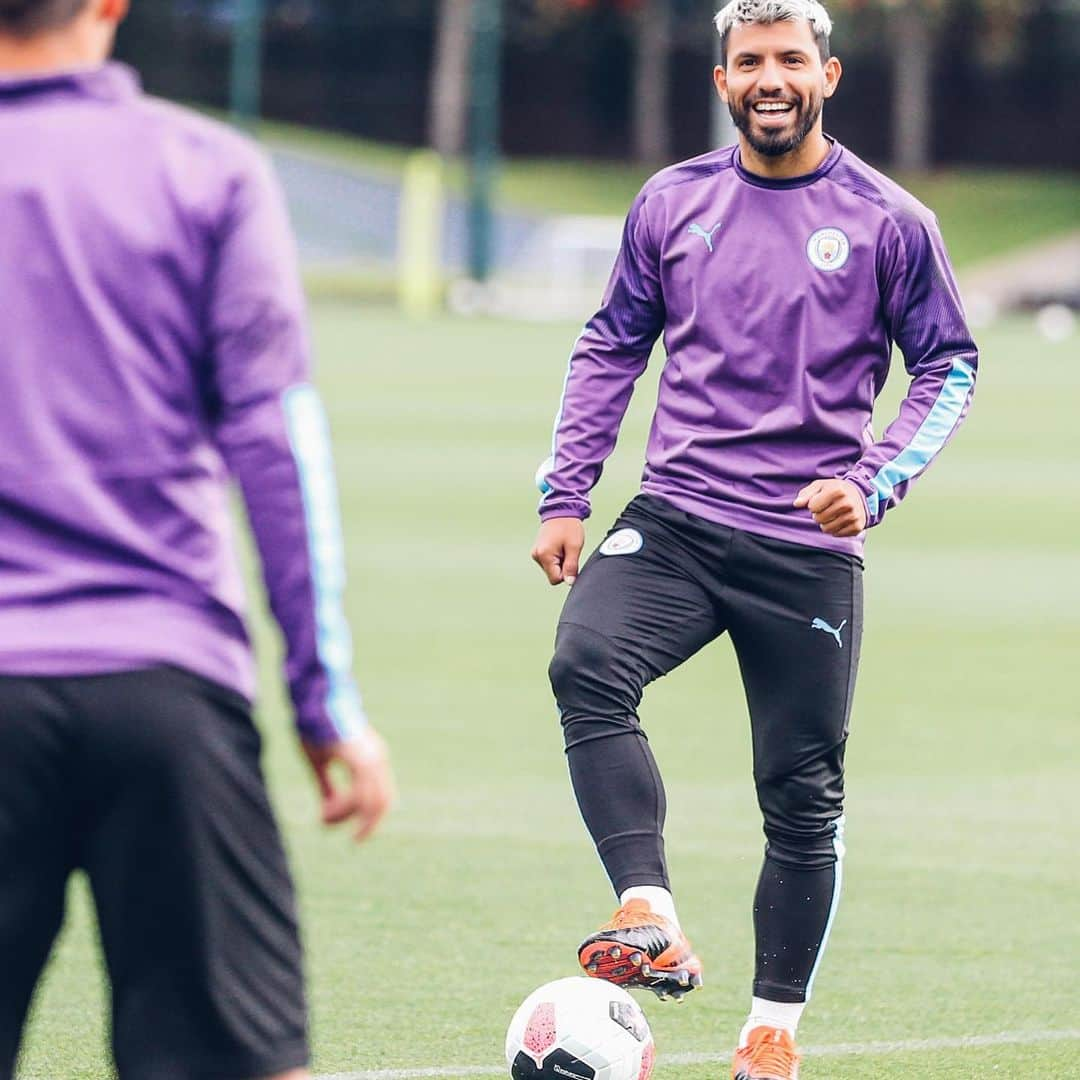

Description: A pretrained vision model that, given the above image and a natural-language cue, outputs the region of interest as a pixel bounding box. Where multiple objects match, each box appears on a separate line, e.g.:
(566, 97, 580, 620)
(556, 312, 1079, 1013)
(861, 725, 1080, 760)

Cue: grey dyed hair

(714, 0, 833, 66)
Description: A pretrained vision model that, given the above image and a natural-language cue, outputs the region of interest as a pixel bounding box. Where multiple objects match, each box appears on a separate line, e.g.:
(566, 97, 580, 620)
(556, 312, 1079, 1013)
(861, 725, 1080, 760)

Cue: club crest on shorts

(806, 227, 851, 272)
(599, 528, 644, 556)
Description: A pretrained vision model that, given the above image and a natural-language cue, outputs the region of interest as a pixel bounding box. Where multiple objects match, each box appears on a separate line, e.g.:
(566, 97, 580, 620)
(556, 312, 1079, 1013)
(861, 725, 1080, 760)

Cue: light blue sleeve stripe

(282, 383, 367, 740)
(865, 358, 975, 519)
(537, 329, 587, 500)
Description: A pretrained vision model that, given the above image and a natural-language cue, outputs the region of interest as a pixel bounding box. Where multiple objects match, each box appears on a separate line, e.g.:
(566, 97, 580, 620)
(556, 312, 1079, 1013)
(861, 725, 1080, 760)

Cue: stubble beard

(730, 90, 823, 158)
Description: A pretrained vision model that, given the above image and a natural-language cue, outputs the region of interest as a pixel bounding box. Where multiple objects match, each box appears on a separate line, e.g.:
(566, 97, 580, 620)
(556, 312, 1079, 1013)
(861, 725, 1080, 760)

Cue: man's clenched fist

(531, 517, 585, 585)
(794, 479, 867, 538)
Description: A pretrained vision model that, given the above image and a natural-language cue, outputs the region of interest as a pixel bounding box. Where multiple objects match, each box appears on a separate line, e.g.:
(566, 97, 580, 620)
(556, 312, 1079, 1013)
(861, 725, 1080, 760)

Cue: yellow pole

(398, 150, 445, 318)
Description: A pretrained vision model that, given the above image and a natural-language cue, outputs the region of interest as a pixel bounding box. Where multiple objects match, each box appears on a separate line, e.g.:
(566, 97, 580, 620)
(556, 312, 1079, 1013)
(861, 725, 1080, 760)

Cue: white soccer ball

(505, 976, 655, 1080)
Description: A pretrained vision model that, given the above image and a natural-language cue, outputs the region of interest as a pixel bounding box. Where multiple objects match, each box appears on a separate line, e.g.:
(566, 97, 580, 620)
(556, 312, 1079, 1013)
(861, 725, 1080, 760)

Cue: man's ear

(823, 55, 842, 99)
(96, 0, 130, 25)
(713, 64, 729, 104)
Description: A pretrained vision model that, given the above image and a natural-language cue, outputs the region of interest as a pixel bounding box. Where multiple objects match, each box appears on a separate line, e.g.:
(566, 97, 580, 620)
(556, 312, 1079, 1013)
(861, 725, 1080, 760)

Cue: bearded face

(717, 18, 839, 163)
(727, 82, 825, 158)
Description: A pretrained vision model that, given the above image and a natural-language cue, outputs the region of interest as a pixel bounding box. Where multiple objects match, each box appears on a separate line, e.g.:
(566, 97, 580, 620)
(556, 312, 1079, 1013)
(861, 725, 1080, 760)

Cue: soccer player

(531, 1, 977, 1076)
(0, 2, 394, 1078)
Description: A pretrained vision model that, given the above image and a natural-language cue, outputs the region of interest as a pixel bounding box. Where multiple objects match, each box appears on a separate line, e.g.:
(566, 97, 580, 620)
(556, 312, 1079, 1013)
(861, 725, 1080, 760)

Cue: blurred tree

(831, 0, 1027, 170)
(632, 0, 674, 162)
(547, 0, 673, 163)
(430, 0, 471, 155)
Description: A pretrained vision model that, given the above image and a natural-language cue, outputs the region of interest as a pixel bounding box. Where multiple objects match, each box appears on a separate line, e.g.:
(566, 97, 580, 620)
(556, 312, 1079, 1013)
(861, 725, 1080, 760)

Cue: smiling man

(530, 2, 977, 1077)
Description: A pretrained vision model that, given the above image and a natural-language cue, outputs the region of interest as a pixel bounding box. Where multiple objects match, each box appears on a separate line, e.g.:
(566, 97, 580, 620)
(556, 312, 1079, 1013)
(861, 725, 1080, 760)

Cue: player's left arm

(837, 209, 978, 531)
(203, 145, 393, 839)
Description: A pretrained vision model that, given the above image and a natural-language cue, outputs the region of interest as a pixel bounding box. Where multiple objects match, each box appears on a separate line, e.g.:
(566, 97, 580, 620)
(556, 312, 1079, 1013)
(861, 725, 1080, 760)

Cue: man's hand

(531, 517, 585, 585)
(301, 727, 395, 842)
(794, 479, 867, 538)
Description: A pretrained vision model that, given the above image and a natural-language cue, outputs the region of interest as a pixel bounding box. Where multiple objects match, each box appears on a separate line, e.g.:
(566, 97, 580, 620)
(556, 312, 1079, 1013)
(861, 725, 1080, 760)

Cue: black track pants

(548, 494, 862, 1002)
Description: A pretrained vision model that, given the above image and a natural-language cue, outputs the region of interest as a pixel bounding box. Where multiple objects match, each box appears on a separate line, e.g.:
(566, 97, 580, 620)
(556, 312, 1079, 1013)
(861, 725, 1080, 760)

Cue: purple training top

(0, 63, 363, 746)
(538, 140, 978, 555)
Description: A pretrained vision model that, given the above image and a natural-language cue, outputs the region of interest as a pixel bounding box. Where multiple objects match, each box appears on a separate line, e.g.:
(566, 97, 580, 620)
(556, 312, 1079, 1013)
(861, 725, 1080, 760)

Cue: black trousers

(0, 666, 309, 1079)
(549, 494, 862, 1002)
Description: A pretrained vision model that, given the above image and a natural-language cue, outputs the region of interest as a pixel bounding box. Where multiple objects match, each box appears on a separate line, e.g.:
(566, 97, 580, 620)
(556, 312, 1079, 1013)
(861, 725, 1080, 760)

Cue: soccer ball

(505, 976, 655, 1080)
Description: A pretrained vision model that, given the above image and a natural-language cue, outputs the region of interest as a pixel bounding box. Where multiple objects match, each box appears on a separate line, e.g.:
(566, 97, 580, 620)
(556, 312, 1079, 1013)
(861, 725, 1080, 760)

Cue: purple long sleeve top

(538, 141, 978, 555)
(0, 63, 364, 745)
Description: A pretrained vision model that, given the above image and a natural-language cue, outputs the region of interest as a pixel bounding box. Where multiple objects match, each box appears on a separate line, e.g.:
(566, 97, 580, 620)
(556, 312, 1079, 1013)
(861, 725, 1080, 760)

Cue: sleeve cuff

(295, 714, 344, 746)
(294, 683, 369, 746)
(842, 473, 878, 529)
(539, 501, 590, 523)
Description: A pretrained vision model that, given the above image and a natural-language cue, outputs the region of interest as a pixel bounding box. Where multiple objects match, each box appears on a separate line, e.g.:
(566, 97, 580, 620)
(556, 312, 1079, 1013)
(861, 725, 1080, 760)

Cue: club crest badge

(806, 227, 851, 272)
(599, 528, 644, 556)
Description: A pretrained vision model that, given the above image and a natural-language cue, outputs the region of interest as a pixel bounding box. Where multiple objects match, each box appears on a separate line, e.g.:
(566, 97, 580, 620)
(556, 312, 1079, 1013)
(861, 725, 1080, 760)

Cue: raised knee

(548, 622, 645, 739)
(547, 644, 576, 705)
(549, 623, 616, 702)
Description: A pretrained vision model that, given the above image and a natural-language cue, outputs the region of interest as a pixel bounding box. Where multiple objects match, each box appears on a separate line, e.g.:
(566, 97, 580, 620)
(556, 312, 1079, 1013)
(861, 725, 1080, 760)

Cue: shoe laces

(609, 900, 663, 929)
(744, 1028, 799, 1077)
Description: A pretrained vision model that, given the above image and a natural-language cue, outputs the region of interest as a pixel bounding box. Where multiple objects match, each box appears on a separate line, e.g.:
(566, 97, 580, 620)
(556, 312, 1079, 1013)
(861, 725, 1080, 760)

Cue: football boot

(577, 898, 703, 1001)
(731, 1026, 801, 1080)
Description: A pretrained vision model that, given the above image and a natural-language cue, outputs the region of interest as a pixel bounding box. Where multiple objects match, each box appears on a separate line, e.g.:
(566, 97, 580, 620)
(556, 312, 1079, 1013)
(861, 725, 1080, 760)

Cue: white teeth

(754, 102, 792, 112)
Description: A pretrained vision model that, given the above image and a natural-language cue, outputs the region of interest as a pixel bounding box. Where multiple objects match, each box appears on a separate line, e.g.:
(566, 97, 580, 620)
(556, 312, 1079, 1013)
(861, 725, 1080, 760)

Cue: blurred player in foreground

(0, 1, 393, 1076)
(531, 1, 976, 1076)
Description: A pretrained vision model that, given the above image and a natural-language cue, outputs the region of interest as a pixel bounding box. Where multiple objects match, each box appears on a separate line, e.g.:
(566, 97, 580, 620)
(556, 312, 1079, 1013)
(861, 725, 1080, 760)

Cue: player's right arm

(531, 188, 664, 584)
(202, 144, 393, 840)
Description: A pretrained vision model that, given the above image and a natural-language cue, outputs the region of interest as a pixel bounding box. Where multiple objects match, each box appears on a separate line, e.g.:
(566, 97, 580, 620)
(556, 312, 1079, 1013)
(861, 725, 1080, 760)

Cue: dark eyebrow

(731, 46, 813, 63)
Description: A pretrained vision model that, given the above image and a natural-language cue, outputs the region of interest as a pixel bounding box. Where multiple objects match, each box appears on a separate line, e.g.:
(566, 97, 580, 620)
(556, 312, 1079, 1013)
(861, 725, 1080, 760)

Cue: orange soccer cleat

(577, 898, 703, 1001)
(731, 1026, 802, 1080)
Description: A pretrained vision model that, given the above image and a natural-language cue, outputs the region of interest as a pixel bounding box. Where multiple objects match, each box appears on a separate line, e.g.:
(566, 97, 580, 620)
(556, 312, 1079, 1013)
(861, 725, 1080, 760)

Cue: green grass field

(16, 307, 1080, 1079)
